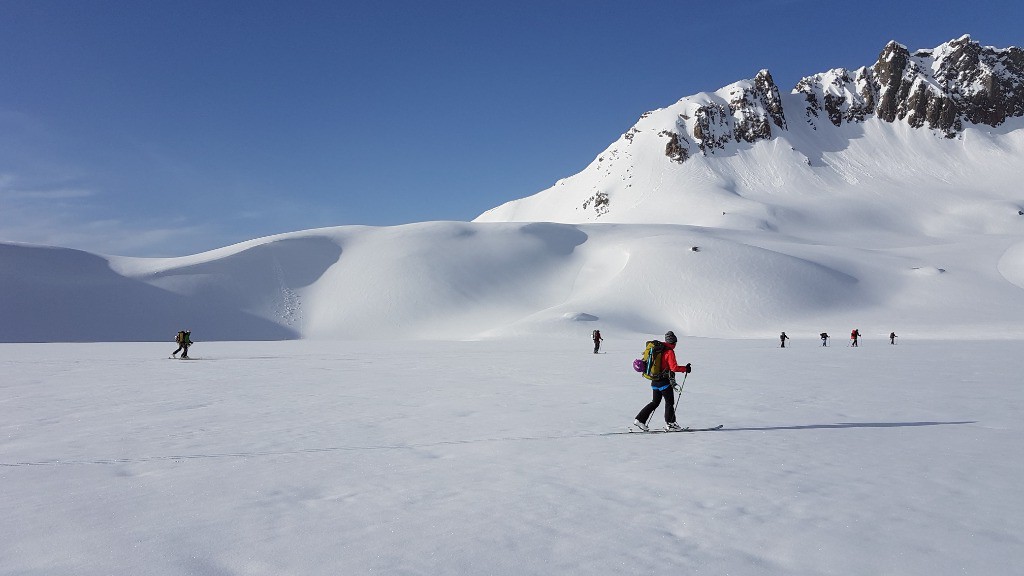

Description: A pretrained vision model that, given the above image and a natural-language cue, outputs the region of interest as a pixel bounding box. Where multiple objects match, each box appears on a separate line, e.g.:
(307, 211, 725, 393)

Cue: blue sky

(1, 0, 1021, 256)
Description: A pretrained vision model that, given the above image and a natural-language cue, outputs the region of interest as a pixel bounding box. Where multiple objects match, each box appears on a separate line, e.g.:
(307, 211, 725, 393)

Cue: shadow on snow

(718, 421, 977, 432)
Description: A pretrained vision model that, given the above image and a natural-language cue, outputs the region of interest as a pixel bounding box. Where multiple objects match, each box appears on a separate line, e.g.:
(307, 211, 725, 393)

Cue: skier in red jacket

(633, 331, 692, 432)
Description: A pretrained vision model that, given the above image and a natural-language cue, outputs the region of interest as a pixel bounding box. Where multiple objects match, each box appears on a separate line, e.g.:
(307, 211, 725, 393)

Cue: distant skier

(820, 332, 829, 347)
(633, 331, 692, 432)
(173, 329, 193, 359)
(780, 332, 789, 348)
(592, 329, 603, 354)
(851, 328, 861, 347)
(890, 332, 897, 345)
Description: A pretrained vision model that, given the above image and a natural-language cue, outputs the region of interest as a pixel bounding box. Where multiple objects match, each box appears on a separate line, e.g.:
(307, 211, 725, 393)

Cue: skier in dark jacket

(820, 332, 829, 346)
(780, 332, 789, 348)
(592, 330, 603, 354)
(172, 330, 192, 359)
(851, 329, 861, 347)
(633, 331, 692, 432)
(890, 332, 897, 345)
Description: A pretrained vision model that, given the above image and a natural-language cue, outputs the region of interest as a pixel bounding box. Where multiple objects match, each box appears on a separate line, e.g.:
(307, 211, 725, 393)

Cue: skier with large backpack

(172, 329, 193, 359)
(592, 329, 603, 354)
(632, 331, 692, 432)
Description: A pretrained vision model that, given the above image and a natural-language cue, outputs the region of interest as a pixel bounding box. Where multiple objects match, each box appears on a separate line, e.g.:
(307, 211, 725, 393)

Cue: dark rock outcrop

(661, 130, 690, 163)
(659, 36, 1021, 165)
(800, 36, 1024, 137)
(688, 69, 787, 155)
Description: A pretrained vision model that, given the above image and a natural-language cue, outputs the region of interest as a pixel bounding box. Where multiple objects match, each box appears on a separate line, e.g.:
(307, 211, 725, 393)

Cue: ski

(623, 424, 723, 434)
(681, 424, 723, 432)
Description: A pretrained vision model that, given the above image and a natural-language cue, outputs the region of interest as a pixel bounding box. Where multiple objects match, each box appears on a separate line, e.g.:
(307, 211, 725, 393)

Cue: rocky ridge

(674, 35, 1023, 159)
(798, 35, 1024, 137)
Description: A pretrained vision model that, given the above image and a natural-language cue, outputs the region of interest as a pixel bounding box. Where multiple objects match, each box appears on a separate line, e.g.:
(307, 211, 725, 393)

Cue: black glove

(685, 363, 692, 373)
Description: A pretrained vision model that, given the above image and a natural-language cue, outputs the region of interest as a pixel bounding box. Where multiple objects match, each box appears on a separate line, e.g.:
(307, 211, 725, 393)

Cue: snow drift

(3, 216, 1024, 341)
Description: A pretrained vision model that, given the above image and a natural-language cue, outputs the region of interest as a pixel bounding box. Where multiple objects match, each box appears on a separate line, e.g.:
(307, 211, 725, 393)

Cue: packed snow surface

(2, 338, 1021, 575)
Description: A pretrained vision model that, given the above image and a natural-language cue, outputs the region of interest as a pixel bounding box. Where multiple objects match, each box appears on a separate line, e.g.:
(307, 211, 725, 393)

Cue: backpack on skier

(175, 331, 185, 344)
(633, 340, 667, 380)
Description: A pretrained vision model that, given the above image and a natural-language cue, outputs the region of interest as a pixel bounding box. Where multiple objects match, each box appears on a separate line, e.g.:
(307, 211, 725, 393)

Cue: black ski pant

(593, 341, 601, 354)
(636, 384, 676, 425)
(173, 343, 191, 357)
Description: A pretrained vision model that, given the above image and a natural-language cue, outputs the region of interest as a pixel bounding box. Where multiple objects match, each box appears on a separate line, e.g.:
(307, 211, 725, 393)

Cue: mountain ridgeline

(675, 35, 1023, 159)
(476, 35, 1024, 226)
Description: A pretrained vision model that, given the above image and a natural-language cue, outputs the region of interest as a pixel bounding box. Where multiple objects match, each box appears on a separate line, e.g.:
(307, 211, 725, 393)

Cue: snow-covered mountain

(475, 35, 1024, 231)
(2, 36, 1023, 342)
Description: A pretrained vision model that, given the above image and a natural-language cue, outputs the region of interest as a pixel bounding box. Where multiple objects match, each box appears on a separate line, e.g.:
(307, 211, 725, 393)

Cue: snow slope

(3, 210, 1024, 341)
(474, 103, 1024, 239)
(475, 37, 1024, 233)
(1, 338, 1021, 575)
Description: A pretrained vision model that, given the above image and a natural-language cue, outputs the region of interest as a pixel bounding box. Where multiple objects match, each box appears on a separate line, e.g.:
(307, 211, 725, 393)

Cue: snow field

(1, 338, 1021, 575)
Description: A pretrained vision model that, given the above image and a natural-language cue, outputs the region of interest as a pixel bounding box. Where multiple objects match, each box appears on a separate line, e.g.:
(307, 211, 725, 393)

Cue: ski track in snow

(1, 420, 976, 468)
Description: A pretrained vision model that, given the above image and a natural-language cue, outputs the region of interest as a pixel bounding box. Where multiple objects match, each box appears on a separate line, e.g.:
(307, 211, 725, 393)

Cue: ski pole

(673, 370, 689, 414)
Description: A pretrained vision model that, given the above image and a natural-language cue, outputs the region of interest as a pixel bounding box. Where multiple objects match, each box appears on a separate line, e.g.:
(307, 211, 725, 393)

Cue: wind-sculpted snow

(110, 236, 343, 333)
(0, 243, 296, 342)
(997, 241, 1024, 290)
(299, 222, 599, 339)
(5, 216, 1024, 341)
